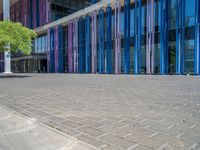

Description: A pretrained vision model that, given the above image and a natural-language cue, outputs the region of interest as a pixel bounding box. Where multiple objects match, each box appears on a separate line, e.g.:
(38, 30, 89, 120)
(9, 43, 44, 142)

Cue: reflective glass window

(185, 0, 195, 26)
(168, 0, 177, 29)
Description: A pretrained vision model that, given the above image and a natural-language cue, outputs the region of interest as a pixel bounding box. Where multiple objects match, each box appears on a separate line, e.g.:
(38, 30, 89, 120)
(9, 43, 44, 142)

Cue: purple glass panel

(21, 0, 25, 25)
(46, 0, 50, 24)
(68, 22, 73, 73)
(73, 19, 78, 72)
(24, 0, 27, 27)
(47, 29, 51, 73)
(32, 0, 37, 28)
(54, 26, 59, 73)
(39, 0, 43, 26)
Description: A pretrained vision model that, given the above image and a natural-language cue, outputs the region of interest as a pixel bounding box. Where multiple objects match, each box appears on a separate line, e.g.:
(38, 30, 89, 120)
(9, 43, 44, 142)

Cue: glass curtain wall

(50, 0, 93, 22)
(154, 0, 160, 73)
(130, 6, 134, 74)
(33, 35, 48, 53)
(168, 0, 177, 74)
(46, 0, 198, 75)
(184, 0, 195, 74)
(63, 26, 68, 72)
(141, 1, 147, 74)
(168, 0, 196, 74)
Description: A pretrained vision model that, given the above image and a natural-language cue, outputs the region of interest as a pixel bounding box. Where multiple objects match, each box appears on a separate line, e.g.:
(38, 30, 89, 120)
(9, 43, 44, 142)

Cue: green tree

(0, 20, 37, 55)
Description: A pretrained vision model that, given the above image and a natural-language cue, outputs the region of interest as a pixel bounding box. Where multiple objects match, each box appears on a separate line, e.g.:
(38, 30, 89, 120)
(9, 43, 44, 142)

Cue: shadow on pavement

(0, 74, 31, 78)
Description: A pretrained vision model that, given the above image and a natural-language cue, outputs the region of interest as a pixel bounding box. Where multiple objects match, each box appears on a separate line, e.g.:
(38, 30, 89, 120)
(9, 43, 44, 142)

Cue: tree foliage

(0, 20, 37, 55)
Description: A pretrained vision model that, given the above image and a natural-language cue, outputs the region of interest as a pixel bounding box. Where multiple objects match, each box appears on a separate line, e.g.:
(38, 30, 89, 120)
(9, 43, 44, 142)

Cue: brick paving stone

(25, 107, 40, 113)
(0, 74, 200, 149)
(125, 132, 164, 148)
(60, 120, 83, 128)
(42, 120, 62, 128)
(181, 132, 200, 143)
(65, 115, 86, 123)
(155, 132, 196, 147)
(100, 145, 122, 150)
(19, 110, 34, 117)
(84, 115, 104, 122)
(51, 111, 65, 116)
(99, 119, 128, 128)
(99, 134, 137, 149)
(47, 115, 65, 122)
(78, 126, 105, 137)
(189, 143, 200, 150)
(134, 145, 154, 150)
(35, 111, 51, 117)
(157, 144, 174, 150)
(77, 134, 106, 148)
(80, 120, 104, 128)
(100, 126, 132, 137)
(56, 126, 81, 137)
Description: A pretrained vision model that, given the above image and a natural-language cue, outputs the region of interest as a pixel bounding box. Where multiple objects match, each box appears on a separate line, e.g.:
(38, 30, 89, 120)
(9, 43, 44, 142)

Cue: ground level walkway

(0, 105, 96, 150)
(0, 74, 200, 149)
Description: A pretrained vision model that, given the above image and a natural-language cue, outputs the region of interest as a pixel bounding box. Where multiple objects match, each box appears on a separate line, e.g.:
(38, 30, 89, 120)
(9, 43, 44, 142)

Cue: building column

(39, 0, 47, 26)
(194, 0, 200, 75)
(49, 28, 55, 73)
(21, 0, 25, 26)
(176, 0, 185, 74)
(73, 19, 78, 73)
(27, 0, 32, 28)
(134, 0, 142, 74)
(32, 0, 37, 28)
(39, 0, 43, 26)
(114, 0, 121, 74)
(54, 26, 59, 73)
(47, 29, 50, 73)
(46, 0, 51, 24)
(106, 5, 112, 74)
(98, 9, 105, 74)
(91, 11, 97, 73)
(78, 18, 85, 73)
(46, 0, 51, 73)
(58, 26, 64, 73)
(160, 0, 168, 74)
(68, 22, 73, 73)
(3, 0, 12, 74)
(146, 0, 155, 74)
(51, 26, 63, 73)
(85, 16, 91, 73)
(124, 0, 130, 74)
(24, 0, 28, 27)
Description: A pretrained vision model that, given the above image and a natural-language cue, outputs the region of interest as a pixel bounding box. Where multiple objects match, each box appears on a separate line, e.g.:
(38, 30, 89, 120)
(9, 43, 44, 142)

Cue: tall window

(184, 0, 195, 73)
(33, 35, 48, 53)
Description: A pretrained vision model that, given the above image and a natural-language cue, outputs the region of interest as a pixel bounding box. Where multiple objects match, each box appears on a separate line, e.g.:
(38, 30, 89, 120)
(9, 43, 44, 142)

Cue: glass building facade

(50, 0, 93, 22)
(0, 0, 199, 75)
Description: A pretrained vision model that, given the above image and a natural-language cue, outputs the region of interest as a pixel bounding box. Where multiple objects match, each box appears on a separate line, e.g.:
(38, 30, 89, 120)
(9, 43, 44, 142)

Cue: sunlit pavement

(0, 105, 96, 150)
(0, 74, 200, 149)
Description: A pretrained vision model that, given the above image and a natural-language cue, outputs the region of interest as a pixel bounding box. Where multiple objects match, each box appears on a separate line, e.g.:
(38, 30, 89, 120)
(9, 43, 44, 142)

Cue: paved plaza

(0, 74, 200, 150)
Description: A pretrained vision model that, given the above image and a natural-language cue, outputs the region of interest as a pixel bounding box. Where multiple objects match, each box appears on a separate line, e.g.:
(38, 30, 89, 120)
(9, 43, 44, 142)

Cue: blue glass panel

(185, 0, 195, 26)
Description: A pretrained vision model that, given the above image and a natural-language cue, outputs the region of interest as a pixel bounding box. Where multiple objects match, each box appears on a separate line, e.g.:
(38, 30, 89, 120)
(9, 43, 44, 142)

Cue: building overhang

(35, 0, 118, 35)
(11, 53, 47, 62)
